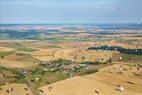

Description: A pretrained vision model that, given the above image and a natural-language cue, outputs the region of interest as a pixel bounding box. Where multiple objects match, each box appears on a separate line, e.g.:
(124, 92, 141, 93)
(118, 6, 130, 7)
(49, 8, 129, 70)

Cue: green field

(0, 51, 13, 58)
(37, 72, 68, 87)
(17, 47, 36, 52)
(120, 53, 142, 62)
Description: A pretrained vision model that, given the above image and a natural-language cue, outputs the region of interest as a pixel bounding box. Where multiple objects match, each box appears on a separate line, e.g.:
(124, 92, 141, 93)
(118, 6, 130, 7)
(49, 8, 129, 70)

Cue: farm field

(0, 47, 15, 52)
(0, 59, 38, 69)
(31, 48, 113, 62)
(38, 63, 142, 95)
(0, 24, 142, 95)
(0, 0, 142, 94)
(0, 49, 38, 69)
(0, 83, 33, 95)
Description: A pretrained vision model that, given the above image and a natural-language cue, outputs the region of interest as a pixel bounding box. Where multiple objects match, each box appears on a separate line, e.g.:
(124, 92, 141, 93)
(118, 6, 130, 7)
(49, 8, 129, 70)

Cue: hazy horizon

(0, 0, 142, 24)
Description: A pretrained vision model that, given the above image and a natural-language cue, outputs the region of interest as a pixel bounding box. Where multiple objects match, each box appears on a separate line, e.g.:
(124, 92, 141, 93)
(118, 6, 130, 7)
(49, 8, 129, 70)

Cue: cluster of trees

(88, 45, 142, 55)
(81, 61, 107, 65)
(0, 30, 39, 39)
(51, 59, 72, 65)
(14, 70, 25, 81)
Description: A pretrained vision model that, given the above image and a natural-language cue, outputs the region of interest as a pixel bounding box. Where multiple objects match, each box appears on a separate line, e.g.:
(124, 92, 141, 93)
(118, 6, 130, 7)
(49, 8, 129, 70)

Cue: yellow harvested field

(31, 48, 113, 62)
(32, 48, 58, 56)
(59, 42, 96, 48)
(0, 47, 15, 52)
(0, 83, 33, 95)
(54, 49, 113, 62)
(86, 64, 142, 94)
(38, 63, 142, 95)
(31, 48, 59, 62)
(32, 56, 58, 62)
(39, 76, 141, 95)
(54, 49, 76, 60)
(0, 60, 38, 68)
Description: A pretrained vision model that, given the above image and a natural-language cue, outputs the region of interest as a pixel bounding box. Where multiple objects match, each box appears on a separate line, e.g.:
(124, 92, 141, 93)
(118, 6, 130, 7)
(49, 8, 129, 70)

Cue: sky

(0, 0, 142, 24)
